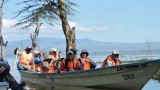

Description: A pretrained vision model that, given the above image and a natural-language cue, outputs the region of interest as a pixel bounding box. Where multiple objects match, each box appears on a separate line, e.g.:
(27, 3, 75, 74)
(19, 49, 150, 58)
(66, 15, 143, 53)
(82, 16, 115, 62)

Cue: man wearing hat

(70, 48, 79, 55)
(58, 50, 78, 74)
(101, 50, 121, 67)
(16, 46, 34, 71)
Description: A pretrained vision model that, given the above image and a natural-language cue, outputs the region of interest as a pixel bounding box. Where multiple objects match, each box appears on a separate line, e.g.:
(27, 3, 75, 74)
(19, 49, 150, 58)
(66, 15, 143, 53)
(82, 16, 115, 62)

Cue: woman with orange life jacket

(58, 50, 78, 74)
(78, 49, 96, 70)
(101, 50, 121, 67)
(16, 46, 34, 71)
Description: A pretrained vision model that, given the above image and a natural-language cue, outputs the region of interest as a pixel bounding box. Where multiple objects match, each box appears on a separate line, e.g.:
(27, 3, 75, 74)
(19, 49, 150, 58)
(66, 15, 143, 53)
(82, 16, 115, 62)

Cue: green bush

(153, 71, 160, 82)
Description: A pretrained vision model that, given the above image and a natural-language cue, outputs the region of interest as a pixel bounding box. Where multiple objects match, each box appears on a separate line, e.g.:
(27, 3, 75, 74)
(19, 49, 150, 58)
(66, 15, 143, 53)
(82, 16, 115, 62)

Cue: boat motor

(0, 59, 26, 90)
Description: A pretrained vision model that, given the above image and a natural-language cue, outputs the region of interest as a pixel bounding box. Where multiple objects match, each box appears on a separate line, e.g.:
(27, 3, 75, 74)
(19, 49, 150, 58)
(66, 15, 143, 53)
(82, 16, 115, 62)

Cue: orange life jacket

(43, 61, 56, 73)
(36, 63, 42, 72)
(83, 62, 90, 70)
(58, 58, 78, 72)
(80, 58, 91, 70)
(58, 59, 67, 72)
(34, 60, 56, 73)
(19, 51, 33, 65)
(101, 55, 120, 67)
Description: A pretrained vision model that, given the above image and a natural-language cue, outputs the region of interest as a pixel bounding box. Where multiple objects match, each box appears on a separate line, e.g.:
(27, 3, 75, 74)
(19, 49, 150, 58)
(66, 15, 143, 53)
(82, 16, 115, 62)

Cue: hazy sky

(2, 0, 160, 43)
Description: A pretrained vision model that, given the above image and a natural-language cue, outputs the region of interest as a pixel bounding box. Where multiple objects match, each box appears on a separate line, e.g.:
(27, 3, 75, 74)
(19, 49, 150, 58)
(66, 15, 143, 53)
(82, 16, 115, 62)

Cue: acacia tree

(14, 0, 77, 55)
(0, 0, 8, 61)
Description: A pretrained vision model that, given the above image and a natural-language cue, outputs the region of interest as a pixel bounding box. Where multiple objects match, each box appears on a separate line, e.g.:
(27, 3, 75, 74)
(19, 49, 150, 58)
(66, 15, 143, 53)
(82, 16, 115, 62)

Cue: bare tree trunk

(0, 0, 8, 61)
(0, 1, 3, 34)
(58, 0, 76, 55)
(30, 22, 41, 52)
(0, 36, 8, 60)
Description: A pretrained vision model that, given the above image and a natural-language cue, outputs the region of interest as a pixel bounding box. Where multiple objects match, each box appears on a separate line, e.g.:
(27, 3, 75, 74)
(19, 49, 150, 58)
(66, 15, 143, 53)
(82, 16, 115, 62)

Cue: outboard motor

(0, 59, 26, 90)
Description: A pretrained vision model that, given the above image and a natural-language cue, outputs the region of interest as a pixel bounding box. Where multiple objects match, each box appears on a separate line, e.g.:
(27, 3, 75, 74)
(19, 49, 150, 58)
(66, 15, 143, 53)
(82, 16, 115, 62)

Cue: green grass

(153, 71, 160, 82)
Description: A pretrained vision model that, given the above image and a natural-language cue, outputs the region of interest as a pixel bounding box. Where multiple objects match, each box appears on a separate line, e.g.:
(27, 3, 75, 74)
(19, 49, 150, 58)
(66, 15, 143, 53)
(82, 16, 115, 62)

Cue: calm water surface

(6, 54, 160, 90)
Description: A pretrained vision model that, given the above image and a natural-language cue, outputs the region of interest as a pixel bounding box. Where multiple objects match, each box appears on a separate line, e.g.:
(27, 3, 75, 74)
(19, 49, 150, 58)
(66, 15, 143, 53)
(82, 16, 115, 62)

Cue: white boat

(17, 59, 160, 90)
(0, 82, 9, 90)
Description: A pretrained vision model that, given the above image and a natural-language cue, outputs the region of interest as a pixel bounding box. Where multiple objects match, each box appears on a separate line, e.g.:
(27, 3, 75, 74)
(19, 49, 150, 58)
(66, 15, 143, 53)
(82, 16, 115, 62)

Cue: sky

(2, 0, 160, 43)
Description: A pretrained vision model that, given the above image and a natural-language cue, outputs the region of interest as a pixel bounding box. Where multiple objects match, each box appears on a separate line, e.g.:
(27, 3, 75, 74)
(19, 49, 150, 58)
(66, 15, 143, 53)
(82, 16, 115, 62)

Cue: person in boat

(101, 50, 121, 67)
(58, 50, 78, 74)
(49, 48, 61, 72)
(49, 48, 60, 60)
(34, 50, 44, 72)
(37, 54, 57, 73)
(78, 49, 96, 70)
(16, 46, 34, 71)
(34, 50, 43, 64)
(70, 48, 79, 56)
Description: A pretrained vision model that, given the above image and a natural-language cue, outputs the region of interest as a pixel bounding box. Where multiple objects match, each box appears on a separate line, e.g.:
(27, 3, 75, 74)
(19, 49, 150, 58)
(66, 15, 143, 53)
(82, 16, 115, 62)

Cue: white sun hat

(44, 54, 54, 60)
(50, 48, 58, 52)
(112, 50, 119, 54)
(34, 50, 40, 55)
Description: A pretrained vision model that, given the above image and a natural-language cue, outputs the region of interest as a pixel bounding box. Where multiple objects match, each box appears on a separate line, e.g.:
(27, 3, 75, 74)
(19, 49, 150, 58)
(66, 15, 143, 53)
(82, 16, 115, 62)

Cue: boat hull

(18, 59, 160, 90)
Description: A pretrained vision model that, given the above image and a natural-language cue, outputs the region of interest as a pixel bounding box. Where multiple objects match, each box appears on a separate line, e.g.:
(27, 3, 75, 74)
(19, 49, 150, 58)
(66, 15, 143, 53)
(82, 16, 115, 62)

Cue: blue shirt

(34, 57, 43, 64)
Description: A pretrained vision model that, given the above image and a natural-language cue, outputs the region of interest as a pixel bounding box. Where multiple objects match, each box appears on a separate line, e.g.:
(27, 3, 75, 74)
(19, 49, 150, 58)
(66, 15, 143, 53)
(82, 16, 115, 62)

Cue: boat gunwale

(18, 59, 160, 75)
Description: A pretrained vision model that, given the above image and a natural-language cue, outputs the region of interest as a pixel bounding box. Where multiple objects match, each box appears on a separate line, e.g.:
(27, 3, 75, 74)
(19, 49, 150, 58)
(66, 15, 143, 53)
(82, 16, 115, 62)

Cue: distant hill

(6, 37, 160, 55)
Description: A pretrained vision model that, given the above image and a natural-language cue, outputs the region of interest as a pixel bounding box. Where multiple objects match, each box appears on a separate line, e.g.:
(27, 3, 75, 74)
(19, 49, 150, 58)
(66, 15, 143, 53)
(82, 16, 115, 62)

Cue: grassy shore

(153, 71, 160, 82)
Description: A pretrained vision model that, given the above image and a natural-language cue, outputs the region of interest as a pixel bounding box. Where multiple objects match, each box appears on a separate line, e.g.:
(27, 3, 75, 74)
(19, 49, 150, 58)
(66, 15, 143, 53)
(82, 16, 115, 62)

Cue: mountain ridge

(6, 37, 160, 53)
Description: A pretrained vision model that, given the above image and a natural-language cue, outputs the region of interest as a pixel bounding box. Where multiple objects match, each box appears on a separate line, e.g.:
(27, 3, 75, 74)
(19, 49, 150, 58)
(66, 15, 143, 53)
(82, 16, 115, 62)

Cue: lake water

(6, 51, 160, 90)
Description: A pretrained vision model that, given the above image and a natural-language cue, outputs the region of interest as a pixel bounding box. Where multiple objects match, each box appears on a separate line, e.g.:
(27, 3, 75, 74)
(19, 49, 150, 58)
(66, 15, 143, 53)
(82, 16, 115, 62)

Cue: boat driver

(15, 46, 34, 71)
(101, 50, 121, 67)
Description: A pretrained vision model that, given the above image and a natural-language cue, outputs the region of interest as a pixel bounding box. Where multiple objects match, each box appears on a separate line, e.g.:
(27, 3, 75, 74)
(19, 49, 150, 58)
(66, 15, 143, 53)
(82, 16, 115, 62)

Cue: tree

(0, 0, 8, 61)
(14, 0, 77, 55)
(30, 22, 41, 51)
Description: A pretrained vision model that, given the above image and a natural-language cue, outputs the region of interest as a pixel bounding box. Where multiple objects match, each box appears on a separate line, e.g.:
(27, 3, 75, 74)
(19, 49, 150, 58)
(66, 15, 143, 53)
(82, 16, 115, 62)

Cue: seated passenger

(58, 50, 78, 74)
(101, 50, 121, 67)
(49, 48, 61, 71)
(70, 48, 79, 56)
(37, 54, 56, 73)
(78, 49, 96, 70)
(49, 48, 60, 60)
(34, 50, 43, 64)
(16, 46, 34, 71)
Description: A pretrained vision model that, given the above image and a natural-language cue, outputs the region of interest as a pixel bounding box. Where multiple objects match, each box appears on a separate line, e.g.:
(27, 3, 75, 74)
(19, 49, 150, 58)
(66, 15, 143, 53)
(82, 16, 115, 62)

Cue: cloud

(69, 21, 77, 28)
(3, 19, 18, 29)
(2, 19, 109, 41)
(76, 24, 108, 32)
(60, 21, 108, 32)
